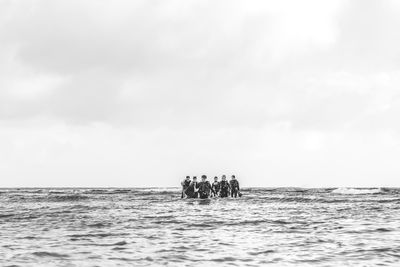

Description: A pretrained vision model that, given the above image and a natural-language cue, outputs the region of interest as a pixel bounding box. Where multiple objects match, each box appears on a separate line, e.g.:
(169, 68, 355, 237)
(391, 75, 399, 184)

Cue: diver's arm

(183, 186, 189, 196)
(210, 183, 216, 196)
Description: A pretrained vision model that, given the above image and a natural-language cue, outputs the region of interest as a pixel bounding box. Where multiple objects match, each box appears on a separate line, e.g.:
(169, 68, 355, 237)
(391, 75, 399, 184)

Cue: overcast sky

(1, 0, 400, 187)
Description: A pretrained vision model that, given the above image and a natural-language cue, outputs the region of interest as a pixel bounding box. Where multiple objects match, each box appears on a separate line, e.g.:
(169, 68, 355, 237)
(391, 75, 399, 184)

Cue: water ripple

(0, 187, 399, 266)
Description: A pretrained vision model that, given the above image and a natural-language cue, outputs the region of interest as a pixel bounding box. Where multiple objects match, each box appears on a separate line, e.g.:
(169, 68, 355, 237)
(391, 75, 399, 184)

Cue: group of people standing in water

(181, 175, 241, 199)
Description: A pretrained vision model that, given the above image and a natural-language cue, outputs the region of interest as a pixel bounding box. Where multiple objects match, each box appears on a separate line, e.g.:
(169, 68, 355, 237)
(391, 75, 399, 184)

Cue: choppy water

(1, 187, 400, 266)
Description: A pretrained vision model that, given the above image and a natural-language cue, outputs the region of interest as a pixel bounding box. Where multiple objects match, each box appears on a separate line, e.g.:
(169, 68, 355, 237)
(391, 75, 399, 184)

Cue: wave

(331, 188, 382, 195)
(0, 213, 16, 218)
(83, 189, 133, 194)
(68, 233, 128, 238)
(135, 188, 179, 192)
(32, 251, 69, 258)
(95, 241, 128, 246)
(46, 194, 89, 201)
(48, 189, 80, 194)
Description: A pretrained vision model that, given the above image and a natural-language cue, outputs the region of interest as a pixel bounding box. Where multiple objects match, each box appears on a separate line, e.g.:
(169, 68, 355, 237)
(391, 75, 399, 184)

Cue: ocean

(0, 187, 399, 266)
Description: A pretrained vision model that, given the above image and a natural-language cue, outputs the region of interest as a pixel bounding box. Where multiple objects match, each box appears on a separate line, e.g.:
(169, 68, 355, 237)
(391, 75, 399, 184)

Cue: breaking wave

(331, 188, 382, 195)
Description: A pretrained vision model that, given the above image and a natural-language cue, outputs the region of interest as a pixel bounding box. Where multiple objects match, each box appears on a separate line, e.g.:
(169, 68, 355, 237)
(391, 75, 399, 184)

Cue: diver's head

(222, 175, 226, 181)
(231, 175, 236, 180)
(192, 176, 197, 182)
(185, 176, 190, 180)
(214, 176, 218, 181)
(201, 175, 207, 181)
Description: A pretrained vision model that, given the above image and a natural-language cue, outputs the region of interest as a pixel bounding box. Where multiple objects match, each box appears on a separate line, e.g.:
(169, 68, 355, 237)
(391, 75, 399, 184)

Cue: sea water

(0, 187, 399, 266)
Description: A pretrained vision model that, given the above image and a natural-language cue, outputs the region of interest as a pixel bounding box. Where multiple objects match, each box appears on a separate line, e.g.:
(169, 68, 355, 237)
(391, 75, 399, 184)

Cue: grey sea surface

(0, 187, 399, 266)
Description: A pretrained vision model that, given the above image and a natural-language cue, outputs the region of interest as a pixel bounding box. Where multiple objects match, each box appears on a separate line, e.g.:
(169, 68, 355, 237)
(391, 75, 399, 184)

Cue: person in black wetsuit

(185, 176, 198, 198)
(197, 175, 215, 199)
(181, 176, 191, 198)
(219, 175, 231, 198)
(211, 176, 220, 197)
(229, 175, 240, 198)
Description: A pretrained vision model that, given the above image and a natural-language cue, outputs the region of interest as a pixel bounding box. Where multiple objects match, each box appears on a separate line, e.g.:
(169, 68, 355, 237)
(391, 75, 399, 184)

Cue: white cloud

(1, 0, 400, 186)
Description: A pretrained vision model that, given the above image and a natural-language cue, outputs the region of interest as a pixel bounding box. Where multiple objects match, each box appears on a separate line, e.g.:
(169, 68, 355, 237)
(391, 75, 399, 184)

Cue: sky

(1, 0, 400, 187)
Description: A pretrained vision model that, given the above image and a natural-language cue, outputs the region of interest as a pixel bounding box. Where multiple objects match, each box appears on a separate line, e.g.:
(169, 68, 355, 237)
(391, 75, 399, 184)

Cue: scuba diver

(219, 175, 231, 198)
(181, 176, 191, 198)
(197, 175, 215, 199)
(184, 176, 199, 198)
(211, 176, 220, 197)
(229, 175, 240, 198)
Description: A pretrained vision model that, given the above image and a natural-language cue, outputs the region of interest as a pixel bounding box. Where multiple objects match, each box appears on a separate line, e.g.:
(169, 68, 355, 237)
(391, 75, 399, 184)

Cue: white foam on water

(136, 187, 179, 192)
(332, 188, 382, 195)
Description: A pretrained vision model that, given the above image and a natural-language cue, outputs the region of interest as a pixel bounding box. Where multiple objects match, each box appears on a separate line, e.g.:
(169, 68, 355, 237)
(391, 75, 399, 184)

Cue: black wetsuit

(230, 179, 240, 198)
(181, 179, 191, 198)
(197, 181, 215, 199)
(211, 181, 220, 197)
(185, 182, 198, 198)
(219, 180, 231, 198)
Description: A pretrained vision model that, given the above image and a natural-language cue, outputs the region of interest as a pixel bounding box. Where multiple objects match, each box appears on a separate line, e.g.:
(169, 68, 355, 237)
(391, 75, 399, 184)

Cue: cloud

(1, 120, 399, 187)
(1, 0, 400, 186)
(0, 0, 348, 127)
